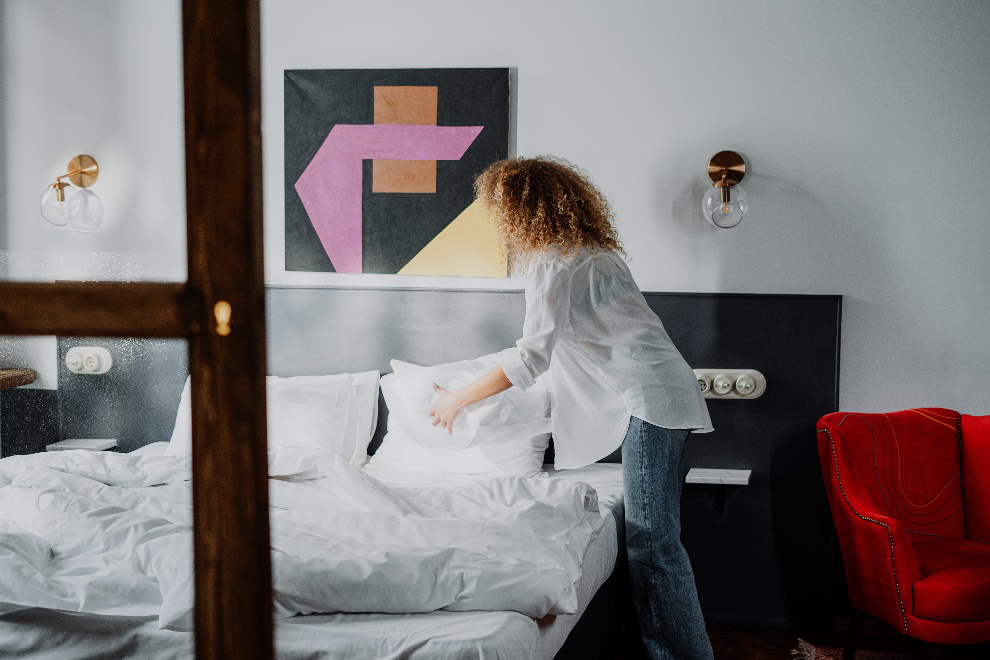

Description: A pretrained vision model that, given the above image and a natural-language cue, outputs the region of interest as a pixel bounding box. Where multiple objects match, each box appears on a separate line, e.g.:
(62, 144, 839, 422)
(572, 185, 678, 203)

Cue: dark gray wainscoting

(56, 338, 187, 453)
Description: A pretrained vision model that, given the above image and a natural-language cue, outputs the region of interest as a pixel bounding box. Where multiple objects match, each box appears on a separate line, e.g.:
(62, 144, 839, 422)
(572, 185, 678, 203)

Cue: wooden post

(182, 1, 273, 658)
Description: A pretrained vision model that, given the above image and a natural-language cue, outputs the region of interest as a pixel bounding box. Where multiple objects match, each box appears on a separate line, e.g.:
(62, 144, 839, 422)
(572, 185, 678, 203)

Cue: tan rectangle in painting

(373, 86, 438, 125)
(373, 86, 439, 192)
(372, 159, 437, 194)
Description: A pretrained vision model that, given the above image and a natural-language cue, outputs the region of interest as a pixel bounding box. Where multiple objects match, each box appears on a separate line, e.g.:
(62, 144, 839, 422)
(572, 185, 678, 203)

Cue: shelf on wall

(685, 468, 751, 486)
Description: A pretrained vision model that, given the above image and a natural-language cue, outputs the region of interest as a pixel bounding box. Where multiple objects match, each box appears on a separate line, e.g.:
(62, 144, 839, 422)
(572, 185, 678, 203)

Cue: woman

(429, 156, 714, 660)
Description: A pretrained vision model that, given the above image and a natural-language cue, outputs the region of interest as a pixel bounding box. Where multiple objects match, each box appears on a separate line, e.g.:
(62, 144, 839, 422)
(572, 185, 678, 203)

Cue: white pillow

(350, 370, 381, 465)
(368, 428, 550, 477)
(380, 349, 551, 450)
(166, 371, 380, 465)
(166, 377, 193, 453)
(266, 374, 359, 456)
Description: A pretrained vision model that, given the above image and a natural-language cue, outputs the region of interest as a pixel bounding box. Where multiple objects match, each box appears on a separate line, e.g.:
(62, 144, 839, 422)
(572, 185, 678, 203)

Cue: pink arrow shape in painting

(295, 124, 484, 274)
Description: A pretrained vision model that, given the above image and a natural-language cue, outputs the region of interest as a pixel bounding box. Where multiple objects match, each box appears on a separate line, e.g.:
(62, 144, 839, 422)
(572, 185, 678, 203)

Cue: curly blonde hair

(474, 156, 624, 267)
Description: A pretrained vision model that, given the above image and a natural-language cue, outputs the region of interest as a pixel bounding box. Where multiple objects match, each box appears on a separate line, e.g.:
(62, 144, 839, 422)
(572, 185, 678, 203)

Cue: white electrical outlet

(65, 347, 113, 375)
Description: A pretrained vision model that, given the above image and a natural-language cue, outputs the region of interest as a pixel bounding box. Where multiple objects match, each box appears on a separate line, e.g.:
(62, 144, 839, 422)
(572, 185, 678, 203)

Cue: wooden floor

(707, 621, 990, 659)
(607, 620, 990, 659)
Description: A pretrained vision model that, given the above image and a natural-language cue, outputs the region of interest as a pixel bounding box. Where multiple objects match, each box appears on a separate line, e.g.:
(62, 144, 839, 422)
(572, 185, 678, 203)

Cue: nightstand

(0, 368, 59, 458)
(46, 438, 118, 452)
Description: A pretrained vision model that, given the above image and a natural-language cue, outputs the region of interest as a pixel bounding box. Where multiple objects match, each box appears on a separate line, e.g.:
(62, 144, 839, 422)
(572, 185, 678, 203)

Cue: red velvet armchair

(817, 408, 990, 653)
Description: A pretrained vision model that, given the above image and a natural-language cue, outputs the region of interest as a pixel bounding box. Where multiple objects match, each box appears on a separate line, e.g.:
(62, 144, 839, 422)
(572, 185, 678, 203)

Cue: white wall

(2, 1, 988, 413)
(261, 0, 990, 413)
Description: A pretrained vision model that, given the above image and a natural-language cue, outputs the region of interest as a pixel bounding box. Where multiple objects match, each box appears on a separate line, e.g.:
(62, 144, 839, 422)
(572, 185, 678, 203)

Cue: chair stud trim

(957, 415, 967, 537)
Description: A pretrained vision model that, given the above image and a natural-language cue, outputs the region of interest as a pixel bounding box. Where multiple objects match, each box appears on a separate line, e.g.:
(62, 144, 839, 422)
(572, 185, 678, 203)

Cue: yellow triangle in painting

(398, 200, 507, 277)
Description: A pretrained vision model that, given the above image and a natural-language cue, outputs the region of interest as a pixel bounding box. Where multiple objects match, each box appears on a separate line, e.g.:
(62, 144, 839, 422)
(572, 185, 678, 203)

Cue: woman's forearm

(430, 365, 514, 433)
(453, 365, 513, 407)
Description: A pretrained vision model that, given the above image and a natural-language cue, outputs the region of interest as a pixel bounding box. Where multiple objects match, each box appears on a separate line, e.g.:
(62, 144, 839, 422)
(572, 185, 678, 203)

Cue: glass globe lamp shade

(67, 189, 105, 233)
(40, 185, 75, 226)
(702, 184, 749, 229)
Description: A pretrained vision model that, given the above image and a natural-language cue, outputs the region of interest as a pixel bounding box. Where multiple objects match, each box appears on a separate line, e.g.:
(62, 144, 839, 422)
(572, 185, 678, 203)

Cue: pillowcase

(166, 370, 380, 465)
(380, 349, 551, 450)
(351, 370, 381, 465)
(166, 377, 193, 454)
(367, 428, 550, 478)
(266, 374, 359, 456)
(369, 349, 552, 477)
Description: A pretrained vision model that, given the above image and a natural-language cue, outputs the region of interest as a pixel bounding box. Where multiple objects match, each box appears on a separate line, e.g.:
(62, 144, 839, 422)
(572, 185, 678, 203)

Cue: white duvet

(0, 448, 603, 630)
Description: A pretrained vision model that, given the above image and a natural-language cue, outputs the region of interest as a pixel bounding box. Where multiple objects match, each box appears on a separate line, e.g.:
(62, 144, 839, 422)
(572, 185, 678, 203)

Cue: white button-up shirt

(499, 248, 713, 469)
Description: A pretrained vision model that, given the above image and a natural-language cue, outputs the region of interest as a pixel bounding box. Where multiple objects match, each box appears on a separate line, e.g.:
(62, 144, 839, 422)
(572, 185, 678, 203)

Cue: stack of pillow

(368, 349, 552, 477)
(165, 371, 381, 465)
(164, 349, 552, 478)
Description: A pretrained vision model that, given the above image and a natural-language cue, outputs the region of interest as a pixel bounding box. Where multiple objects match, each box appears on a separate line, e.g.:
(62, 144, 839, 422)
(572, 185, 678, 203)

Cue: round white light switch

(735, 374, 756, 396)
(712, 375, 733, 395)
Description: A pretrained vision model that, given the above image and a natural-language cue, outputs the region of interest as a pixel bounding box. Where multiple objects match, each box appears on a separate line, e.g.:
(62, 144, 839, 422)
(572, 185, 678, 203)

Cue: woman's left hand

(429, 385, 465, 434)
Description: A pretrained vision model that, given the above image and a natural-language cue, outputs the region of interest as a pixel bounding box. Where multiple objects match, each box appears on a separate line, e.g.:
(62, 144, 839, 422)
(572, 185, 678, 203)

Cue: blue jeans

(623, 417, 713, 660)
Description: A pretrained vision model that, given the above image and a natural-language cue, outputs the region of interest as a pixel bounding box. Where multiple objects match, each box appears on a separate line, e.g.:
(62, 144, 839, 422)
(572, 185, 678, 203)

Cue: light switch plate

(693, 369, 766, 399)
(65, 347, 113, 375)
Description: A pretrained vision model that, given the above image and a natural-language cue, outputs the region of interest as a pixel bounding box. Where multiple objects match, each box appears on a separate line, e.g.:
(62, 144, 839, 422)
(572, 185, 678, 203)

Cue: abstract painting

(284, 68, 510, 277)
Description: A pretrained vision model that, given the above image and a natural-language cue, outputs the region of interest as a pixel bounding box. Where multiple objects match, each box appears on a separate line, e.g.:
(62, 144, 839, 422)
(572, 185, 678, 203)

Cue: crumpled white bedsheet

(0, 448, 603, 630)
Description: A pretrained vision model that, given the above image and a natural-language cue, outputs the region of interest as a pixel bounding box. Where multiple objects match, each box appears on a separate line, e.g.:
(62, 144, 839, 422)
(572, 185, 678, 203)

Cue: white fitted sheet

(0, 462, 624, 660)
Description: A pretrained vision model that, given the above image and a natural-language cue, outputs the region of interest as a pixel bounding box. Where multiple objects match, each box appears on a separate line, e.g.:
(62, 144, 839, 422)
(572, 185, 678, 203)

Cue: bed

(42, 287, 842, 636)
(0, 441, 626, 660)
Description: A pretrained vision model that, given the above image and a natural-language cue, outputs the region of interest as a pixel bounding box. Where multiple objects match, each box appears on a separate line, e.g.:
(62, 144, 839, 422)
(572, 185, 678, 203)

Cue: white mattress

(0, 461, 624, 660)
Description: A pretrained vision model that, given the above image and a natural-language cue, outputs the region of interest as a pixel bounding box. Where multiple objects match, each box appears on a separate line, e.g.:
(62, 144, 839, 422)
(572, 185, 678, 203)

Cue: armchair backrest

(818, 408, 965, 540)
(962, 414, 990, 544)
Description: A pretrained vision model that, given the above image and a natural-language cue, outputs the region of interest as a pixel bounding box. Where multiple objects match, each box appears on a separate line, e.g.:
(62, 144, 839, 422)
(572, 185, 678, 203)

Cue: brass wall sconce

(702, 150, 749, 228)
(40, 154, 105, 232)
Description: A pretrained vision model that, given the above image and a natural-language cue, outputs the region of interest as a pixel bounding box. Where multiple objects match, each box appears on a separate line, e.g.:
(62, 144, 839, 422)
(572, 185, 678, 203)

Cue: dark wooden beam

(0, 282, 195, 338)
(183, 1, 273, 659)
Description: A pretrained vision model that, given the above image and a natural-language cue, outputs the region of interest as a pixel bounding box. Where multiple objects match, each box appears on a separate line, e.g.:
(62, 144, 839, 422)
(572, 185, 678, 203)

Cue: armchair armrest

(962, 414, 990, 544)
(818, 424, 921, 633)
(835, 508, 920, 632)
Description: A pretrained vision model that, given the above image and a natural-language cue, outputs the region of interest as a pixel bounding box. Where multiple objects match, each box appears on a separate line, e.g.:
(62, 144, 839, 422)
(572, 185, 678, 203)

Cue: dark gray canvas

(284, 68, 510, 273)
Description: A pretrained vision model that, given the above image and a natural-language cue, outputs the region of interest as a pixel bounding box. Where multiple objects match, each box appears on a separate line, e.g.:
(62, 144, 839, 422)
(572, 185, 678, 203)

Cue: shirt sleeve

(500, 257, 572, 390)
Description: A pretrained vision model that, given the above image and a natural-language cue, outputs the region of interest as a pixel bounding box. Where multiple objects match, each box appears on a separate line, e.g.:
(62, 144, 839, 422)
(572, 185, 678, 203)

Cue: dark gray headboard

(267, 286, 524, 374)
(55, 287, 843, 628)
(267, 285, 527, 454)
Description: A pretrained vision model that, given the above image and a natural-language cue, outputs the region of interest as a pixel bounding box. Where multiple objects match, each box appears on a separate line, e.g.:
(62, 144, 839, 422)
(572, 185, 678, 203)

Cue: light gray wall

(262, 0, 990, 413)
(1, 1, 988, 414)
